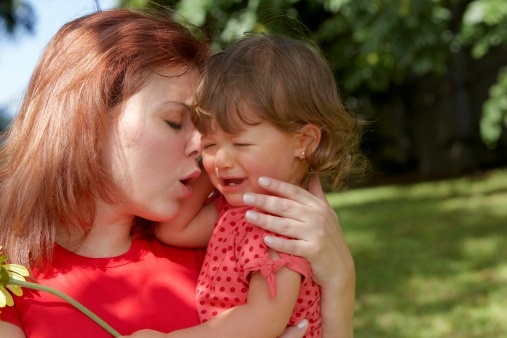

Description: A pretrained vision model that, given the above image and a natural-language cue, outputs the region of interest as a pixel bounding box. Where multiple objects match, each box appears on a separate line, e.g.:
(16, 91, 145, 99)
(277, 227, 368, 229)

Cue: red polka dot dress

(196, 194, 322, 337)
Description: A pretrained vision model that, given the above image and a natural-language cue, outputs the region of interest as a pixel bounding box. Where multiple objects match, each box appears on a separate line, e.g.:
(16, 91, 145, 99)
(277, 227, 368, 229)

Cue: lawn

(327, 168, 507, 337)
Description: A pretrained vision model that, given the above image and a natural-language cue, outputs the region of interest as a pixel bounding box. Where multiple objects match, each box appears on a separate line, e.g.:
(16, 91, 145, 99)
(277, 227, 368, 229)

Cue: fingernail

(243, 193, 255, 204)
(259, 177, 270, 186)
(297, 319, 309, 329)
(245, 210, 258, 221)
(264, 236, 274, 244)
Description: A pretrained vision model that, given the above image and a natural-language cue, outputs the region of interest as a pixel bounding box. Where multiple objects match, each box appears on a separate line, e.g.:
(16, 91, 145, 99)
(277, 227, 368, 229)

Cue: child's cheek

(201, 155, 215, 176)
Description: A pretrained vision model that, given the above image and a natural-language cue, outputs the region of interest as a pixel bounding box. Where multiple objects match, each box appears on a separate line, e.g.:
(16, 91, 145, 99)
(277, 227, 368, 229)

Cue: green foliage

(459, 0, 507, 146)
(459, 0, 507, 58)
(122, 0, 454, 93)
(311, 0, 452, 93)
(480, 67, 507, 147)
(188, 0, 454, 94)
(329, 168, 507, 337)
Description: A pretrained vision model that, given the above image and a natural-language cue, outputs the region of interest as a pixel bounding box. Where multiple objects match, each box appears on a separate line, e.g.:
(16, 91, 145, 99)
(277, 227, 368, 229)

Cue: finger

(277, 319, 309, 338)
(263, 235, 310, 257)
(244, 192, 306, 220)
(245, 209, 305, 239)
(256, 176, 318, 205)
(307, 174, 326, 201)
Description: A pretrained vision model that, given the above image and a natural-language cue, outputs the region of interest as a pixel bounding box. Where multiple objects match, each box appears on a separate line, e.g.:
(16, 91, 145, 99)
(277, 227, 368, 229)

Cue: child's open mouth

(223, 178, 244, 186)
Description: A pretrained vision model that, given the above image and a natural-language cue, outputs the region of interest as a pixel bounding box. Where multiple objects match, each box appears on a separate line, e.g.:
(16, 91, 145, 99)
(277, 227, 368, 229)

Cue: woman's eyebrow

(157, 101, 192, 112)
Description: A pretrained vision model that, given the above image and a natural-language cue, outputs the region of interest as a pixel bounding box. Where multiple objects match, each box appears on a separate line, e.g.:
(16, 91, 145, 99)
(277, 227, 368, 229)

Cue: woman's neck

(57, 201, 134, 258)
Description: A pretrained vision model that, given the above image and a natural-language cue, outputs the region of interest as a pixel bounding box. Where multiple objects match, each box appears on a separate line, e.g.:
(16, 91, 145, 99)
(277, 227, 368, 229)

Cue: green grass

(327, 168, 507, 337)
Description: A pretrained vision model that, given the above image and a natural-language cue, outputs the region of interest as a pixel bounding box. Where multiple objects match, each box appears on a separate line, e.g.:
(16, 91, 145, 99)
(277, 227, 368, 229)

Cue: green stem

(9, 278, 121, 337)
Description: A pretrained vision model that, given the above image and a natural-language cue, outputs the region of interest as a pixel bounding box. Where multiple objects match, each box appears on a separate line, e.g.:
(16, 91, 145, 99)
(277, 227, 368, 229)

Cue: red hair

(0, 8, 210, 269)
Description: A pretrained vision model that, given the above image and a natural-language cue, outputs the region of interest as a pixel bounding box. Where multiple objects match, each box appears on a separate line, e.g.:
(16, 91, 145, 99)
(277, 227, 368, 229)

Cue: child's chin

(223, 195, 245, 207)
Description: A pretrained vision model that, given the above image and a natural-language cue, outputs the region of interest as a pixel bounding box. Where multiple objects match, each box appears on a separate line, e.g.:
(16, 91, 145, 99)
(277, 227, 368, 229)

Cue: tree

(0, 106, 11, 130)
(0, 0, 35, 38)
(458, 0, 507, 147)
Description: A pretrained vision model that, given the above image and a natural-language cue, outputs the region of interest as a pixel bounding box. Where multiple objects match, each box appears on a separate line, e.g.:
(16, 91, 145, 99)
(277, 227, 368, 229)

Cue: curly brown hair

(192, 33, 367, 189)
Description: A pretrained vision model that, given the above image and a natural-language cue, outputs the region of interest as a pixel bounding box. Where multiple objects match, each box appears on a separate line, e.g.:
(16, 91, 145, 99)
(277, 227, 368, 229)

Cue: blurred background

(1, 0, 506, 337)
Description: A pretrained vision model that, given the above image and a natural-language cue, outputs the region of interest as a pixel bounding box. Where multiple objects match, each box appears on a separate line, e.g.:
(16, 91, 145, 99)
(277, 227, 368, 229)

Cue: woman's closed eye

(234, 143, 250, 148)
(166, 121, 182, 130)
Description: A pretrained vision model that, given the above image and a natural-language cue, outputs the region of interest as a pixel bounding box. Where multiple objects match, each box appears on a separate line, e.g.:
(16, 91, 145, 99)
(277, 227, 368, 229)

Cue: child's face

(201, 121, 306, 206)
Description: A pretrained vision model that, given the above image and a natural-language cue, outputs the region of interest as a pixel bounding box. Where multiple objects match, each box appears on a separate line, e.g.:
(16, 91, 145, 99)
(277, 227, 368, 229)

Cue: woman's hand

(243, 175, 355, 337)
(243, 175, 354, 287)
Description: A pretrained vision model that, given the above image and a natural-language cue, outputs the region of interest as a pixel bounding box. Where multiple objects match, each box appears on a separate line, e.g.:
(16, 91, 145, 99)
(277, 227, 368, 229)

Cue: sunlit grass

(327, 168, 507, 337)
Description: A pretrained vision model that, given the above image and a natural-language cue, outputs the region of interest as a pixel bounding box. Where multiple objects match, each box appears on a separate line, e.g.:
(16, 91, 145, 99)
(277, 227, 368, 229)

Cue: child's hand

(119, 330, 166, 338)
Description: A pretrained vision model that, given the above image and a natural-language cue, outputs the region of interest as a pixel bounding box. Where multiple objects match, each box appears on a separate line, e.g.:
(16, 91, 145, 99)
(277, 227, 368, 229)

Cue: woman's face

(102, 68, 202, 222)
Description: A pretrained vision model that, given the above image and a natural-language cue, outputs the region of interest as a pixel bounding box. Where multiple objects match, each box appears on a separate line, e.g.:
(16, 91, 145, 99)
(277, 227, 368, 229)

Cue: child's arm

(155, 202, 217, 248)
(155, 167, 217, 248)
(121, 251, 302, 338)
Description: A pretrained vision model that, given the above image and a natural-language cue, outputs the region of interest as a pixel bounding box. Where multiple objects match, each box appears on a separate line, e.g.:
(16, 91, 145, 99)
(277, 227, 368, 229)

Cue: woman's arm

(242, 175, 355, 338)
(155, 202, 217, 248)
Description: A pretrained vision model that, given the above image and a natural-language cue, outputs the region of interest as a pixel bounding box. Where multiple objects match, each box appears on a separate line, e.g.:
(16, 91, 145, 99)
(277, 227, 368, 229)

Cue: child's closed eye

(234, 143, 250, 148)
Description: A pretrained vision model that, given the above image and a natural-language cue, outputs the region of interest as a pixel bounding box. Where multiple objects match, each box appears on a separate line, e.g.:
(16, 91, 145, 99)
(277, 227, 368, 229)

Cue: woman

(0, 8, 354, 338)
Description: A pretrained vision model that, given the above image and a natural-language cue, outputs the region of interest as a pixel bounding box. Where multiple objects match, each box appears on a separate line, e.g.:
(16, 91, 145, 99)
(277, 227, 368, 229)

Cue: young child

(156, 34, 363, 338)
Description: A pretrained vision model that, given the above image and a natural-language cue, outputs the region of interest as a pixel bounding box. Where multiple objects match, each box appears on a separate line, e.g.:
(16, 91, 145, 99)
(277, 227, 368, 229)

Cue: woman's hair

(192, 33, 365, 189)
(0, 8, 210, 269)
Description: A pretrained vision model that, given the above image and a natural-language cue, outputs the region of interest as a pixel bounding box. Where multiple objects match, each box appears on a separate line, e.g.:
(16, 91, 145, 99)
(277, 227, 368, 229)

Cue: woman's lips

(179, 180, 193, 198)
(179, 168, 201, 198)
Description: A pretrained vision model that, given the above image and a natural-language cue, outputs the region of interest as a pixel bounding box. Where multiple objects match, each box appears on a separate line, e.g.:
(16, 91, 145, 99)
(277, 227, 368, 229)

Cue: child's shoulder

(214, 193, 255, 217)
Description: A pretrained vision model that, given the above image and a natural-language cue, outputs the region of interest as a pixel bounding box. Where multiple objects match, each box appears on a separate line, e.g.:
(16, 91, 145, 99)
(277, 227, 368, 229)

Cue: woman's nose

(185, 128, 202, 160)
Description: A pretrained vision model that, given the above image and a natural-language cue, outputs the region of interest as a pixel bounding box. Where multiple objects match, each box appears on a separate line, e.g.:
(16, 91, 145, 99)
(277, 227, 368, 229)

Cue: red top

(196, 195, 322, 337)
(0, 238, 204, 337)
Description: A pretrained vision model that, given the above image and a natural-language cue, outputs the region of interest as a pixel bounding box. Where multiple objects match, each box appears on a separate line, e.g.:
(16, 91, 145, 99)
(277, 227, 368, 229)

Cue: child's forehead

(202, 121, 283, 144)
(203, 114, 263, 136)
(207, 103, 264, 133)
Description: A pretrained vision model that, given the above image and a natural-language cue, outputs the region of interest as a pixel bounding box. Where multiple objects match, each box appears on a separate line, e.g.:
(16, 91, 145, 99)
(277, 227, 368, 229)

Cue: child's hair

(192, 33, 365, 189)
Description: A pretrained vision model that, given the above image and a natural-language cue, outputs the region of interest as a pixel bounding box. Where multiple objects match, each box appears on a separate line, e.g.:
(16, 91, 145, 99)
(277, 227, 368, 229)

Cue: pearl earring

(298, 151, 305, 161)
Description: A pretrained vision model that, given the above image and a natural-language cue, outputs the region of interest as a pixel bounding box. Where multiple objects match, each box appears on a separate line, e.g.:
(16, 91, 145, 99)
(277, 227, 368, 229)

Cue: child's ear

(295, 124, 321, 159)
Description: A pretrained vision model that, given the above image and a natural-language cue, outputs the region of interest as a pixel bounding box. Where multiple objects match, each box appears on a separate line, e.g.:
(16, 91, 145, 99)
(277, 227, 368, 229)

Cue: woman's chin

(146, 205, 181, 223)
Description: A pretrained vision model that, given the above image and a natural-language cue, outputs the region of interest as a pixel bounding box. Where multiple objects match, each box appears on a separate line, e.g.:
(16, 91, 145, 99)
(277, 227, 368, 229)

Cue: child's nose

(214, 148, 232, 169)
